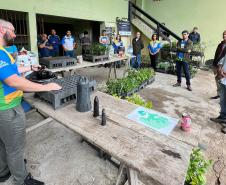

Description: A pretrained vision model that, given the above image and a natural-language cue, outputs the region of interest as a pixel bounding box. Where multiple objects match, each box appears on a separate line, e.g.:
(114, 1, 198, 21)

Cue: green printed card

(127, 107, 178, 135)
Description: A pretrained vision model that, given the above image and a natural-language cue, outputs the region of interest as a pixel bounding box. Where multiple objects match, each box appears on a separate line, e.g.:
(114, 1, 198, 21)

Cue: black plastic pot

(27, 70, 56, 83)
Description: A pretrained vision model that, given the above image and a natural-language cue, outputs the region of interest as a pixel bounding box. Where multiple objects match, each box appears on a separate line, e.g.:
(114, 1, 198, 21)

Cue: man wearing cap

(173, 30, 193, 91)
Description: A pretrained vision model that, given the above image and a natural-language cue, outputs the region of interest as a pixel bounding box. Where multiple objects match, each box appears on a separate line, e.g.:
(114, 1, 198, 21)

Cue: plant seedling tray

(120, 76, 155, 98)
(35, 75, 96, 109)
(39, 56, 76, 69)
(83, 54, 109, 63)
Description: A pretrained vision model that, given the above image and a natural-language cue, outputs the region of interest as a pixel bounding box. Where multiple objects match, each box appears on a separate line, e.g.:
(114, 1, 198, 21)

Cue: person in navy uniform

(189, 27, 201, 44)
(48, 29, 60, 57)
(38, 34, 53, 58)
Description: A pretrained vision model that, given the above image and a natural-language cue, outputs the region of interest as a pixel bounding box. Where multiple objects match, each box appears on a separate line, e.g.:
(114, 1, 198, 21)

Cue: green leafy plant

(106, 68, 155, 96)
(90, 43, 110, 55)
(192, 43, 206, 54)
(157, 62, 171, 70)
(126, 93, 153, 109)
(113, 93, 153, 109)
(189, 65, 198, 78)
(185, 148, 212, 185)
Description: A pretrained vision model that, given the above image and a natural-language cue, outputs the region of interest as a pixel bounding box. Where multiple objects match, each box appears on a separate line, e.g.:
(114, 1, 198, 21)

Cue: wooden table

(46, 56, 132, 80)
(25, 91, 193, 185)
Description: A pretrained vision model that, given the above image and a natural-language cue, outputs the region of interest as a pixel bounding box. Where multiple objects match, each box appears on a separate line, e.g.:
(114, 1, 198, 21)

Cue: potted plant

(185, 148, 212, 185)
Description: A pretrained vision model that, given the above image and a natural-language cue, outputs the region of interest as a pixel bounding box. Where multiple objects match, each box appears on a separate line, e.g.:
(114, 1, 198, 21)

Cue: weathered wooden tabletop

(25, 91, 193, 185)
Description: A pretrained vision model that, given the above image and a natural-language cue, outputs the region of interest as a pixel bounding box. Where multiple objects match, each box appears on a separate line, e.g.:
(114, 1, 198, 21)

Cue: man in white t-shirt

(210, 55, 226, 133)
(62, 30, 76, 58)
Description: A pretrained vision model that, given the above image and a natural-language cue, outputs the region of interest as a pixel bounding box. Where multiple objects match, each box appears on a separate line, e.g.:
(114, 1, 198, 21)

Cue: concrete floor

(1, 66, 226, 185)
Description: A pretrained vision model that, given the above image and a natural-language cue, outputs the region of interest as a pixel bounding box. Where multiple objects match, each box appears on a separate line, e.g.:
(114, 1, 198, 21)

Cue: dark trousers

(176, 60, 191, 85)
(220, 83, 226, 118)
(149, 53, 158, 71)
(50, 48, 59, 57)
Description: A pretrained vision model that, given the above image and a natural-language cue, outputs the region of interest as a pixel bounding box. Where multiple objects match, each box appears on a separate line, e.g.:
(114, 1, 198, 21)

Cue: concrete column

(27, 11, 38, 58)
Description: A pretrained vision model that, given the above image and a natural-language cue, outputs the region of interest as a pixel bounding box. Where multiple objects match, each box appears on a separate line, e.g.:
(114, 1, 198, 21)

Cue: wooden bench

(25, 91, 193, 185)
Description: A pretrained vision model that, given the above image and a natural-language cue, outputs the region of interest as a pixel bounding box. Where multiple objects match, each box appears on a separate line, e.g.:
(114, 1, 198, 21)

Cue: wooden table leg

(126, 167, 139, 185)
(114, 62, 117, 79)
(116, 163, 127, 185)
(116, 164, 140, 185)
(123, 58, 131, 77)
(108, 63, 113, 81)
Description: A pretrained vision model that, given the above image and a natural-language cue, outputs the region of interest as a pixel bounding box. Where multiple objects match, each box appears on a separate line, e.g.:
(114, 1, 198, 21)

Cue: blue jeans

(176, 60, 191, 85)
(220, 83, 226, 118)
(65, 50, 75, 58)
(131, 53, 141, 69)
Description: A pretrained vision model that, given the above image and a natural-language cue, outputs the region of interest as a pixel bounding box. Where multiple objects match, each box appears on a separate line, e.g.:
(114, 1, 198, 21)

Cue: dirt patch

(139, 88, 179, 113)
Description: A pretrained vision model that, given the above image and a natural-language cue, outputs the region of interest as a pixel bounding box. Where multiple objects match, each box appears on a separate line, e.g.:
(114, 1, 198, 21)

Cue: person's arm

(155, 43, 162, 54)
(46, 43, 53, 50)
(38, 40, 48, 49)
(56, 36, 60, 45)
(18, 65, 41, 74)
(0, 55, 61, 92)
(12, 45, 18, 58)
(188, 34, 191, 40)
(147, 45, 153, 55)
(186, 41, 193, 52)
(155, 49, 160, 55)
(61, 38, 67, 51)
(141, 40, 144, 50)
(197, 34, 201, 43)
(38, 43, 45, 49)
(216, 57, 226, 79)
(4, 74, 61, 92)
(12, 52, 18, 59)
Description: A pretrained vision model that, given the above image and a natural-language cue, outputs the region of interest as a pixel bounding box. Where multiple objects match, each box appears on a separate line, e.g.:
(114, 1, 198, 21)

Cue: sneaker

(0, 171, 11, 183)
(210, 116, 226, 124)
(187, 85, 192, 91)
(173, 83, 181, 87)
(23, 173, 44, 185)
(210, 95, 220, 99)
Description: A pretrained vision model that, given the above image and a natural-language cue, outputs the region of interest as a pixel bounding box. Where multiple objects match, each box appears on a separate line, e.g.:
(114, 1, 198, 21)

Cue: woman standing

(112, 35, 123, 54)
(148, 33, 161, 71)
(112, 35, 124, 67)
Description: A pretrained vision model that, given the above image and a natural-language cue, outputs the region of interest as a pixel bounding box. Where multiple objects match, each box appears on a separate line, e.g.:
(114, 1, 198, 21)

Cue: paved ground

(1, 66, 226, 185)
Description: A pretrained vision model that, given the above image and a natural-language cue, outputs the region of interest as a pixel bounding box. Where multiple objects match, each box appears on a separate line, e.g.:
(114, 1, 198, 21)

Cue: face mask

(3, 31, 14, 46)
